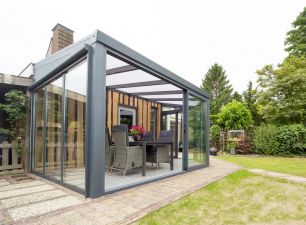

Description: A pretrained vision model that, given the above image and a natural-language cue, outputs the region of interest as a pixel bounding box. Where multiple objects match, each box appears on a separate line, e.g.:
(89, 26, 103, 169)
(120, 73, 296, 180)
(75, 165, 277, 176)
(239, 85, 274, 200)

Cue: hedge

(253, 124, 306, 155)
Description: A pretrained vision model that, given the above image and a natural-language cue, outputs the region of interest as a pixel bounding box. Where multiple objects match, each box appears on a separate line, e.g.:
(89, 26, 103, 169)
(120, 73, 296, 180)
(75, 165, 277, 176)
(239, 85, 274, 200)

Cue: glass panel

(106, 70, 159, 86)
(188, 95, 206, 167)
(64, 60, 87, 191)
(139, 94, 183, 99)
(106, 54, 128, 69)
(118, 84, 180, 94)
(105, 52, 183, 191)
(45, 77, 63, 181)
(34, 88, 46, 173)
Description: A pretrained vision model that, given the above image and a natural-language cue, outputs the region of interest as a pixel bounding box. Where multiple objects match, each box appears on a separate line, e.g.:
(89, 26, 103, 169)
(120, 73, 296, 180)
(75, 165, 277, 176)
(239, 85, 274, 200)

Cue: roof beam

(162, 109, 182, 115)
(160, 103, 183, 108)
(150, 98, 183, 101)
(106, 65, 138, 76)
(132, 90, 183, 95)
(108, 80, 168, 89)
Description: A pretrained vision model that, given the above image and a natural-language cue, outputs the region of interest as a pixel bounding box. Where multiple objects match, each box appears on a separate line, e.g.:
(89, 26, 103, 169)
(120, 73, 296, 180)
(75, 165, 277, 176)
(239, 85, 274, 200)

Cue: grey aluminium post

(175, 112, 178, 158)
(43, 88, 48, 175)
(206, 99, 210, 166)
(61, 76, 66, 183)
(183, 89, 189, 171)
(85, 43, 106, 198)
(29, 92, 36, 172)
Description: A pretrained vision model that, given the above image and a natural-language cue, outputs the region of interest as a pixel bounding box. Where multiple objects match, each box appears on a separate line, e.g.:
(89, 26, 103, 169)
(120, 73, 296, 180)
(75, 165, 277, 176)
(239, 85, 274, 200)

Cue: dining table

(129, 140, 174, 176)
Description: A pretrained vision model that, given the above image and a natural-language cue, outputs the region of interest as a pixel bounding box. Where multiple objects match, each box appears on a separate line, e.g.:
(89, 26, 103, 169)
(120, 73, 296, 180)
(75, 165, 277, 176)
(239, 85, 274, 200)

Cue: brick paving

(0, 157, 241, 225)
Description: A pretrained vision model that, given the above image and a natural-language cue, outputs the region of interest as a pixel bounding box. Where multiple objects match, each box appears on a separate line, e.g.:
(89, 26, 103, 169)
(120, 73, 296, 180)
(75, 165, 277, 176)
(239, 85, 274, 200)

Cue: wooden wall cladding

(106, 90, 161, 134)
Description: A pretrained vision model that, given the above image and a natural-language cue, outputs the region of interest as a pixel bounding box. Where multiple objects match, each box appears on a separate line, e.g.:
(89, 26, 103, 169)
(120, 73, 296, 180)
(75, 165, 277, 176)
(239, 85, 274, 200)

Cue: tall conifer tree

(201, 63, 233, 114)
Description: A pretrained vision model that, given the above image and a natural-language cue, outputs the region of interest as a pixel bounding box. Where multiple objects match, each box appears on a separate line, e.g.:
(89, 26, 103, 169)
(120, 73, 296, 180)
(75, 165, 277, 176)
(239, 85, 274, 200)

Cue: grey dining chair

(111, 124, 143, 177)
(142, 130, 154, 141)
(146, 130, 174, 169)
(105, 127, 115, 172)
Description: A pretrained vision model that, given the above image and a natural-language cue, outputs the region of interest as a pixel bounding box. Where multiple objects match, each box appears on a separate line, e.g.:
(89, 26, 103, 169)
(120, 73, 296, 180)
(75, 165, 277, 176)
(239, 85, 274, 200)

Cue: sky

(0, 0, 305, 93)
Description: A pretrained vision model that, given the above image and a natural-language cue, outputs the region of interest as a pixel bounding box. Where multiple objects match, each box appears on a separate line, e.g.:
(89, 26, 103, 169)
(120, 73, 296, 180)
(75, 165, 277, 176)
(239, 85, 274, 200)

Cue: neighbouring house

(1, 24, 210, 198)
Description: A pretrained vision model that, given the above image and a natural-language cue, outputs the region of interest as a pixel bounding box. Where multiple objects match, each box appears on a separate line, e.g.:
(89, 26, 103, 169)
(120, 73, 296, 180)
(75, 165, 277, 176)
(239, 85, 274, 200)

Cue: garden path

(248, 169, 306, 184)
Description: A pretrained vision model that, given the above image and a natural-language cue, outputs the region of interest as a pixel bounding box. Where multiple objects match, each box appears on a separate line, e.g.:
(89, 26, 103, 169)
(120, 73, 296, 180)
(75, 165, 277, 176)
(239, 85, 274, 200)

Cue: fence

(0, 141, 23, 175)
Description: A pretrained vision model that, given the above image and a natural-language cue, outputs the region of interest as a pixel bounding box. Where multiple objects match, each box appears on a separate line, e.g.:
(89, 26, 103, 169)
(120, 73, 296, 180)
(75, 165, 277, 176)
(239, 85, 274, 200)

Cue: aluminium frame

(29, 30, 210, 198)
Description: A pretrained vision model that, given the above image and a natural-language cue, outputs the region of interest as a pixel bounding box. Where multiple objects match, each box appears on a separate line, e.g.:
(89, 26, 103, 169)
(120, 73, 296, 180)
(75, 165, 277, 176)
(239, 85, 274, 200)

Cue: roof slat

(107, 80, 168, 89)
(131, 90, 183, 95)
(106, 65, 138, 75)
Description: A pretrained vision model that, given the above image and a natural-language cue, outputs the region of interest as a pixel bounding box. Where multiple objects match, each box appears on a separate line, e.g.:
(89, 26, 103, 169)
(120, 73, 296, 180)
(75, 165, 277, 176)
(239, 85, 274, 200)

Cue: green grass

(218, 155, 306, 177)
(137, 170, 306, 225)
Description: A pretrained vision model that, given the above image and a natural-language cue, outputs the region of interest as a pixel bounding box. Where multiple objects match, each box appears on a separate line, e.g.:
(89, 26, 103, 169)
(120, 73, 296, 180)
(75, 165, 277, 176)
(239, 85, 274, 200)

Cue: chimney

(46, 23, 74, 56)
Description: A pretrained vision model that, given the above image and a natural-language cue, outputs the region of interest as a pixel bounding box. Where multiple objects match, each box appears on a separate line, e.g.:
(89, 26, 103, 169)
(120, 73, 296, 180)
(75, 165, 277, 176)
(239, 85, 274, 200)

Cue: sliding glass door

(45, 77, 63, 181)
(63, 60, 87, 190)
(188, 94, 207, 168)
(34, 88, 46, 173)
(33, 59, 87, 192)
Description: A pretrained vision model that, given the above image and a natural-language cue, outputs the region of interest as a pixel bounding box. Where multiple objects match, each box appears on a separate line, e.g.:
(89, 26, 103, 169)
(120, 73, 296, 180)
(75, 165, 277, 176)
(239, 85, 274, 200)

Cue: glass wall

(188, 95, 207, 167)
(33, 59, 87, 192)
(45, 77, 63, 181)
(64, 61, 87, 190)
(105, 53, 183, 191)
(34, 88, 46, 173)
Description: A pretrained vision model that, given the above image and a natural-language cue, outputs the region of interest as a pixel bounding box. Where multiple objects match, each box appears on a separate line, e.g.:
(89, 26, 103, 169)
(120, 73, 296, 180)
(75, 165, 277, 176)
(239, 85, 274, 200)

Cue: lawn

(218, 155, 306, 177)
(137, 170, 306, 225)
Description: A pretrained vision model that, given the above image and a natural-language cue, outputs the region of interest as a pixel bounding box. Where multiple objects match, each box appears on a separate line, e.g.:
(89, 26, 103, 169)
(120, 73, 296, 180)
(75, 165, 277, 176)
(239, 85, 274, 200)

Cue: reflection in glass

(188, 95, 206, 167)
(45, 77, 63, 181)
(64, 60, 87, 190)
(34, 88, 46, 172)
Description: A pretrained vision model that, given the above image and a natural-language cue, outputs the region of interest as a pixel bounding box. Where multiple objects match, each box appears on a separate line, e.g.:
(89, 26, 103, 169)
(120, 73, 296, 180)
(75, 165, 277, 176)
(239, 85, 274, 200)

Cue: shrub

(253, 124, 306, 155)
(246, 125, 256, 152)
(253, 124, 279, 155)
(210, 125, 221, 149)
(210, 114, 218, 126)
(276, 124, 306, 154)
(217, 100, 253, 129)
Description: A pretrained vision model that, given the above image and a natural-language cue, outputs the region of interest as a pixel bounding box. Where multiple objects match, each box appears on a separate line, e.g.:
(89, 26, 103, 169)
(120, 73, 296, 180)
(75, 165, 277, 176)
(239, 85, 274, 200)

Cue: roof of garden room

(33, 30, 210, 107)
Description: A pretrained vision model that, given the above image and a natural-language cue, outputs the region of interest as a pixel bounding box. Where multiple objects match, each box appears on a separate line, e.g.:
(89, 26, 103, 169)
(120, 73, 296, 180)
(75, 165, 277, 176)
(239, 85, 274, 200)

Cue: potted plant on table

(129, 125, 145, 141)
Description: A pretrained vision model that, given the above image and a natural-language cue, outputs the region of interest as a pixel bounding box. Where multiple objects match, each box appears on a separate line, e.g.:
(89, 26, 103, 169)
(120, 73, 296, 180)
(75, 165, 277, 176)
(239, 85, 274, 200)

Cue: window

(118, 106, 136, 129)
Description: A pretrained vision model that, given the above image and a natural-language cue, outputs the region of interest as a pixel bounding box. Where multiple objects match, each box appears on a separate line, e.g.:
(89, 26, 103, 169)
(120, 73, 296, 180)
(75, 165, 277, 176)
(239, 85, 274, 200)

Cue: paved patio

(0, 157, 241, 225)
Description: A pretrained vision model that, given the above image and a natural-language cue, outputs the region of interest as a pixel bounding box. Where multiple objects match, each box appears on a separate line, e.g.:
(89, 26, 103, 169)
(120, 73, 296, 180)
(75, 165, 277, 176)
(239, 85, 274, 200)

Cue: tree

(217, 100, 253, 130)
(0, 90, 27, 173)
(210, 125, 221, 149)
(232, 91, 243, 102)
(285, 7, 306, 57)
(0, 90, 26, 138)
(201, 63, 233, 114)
(256, 55, 306, 125)
(242, 81, 262, 125)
